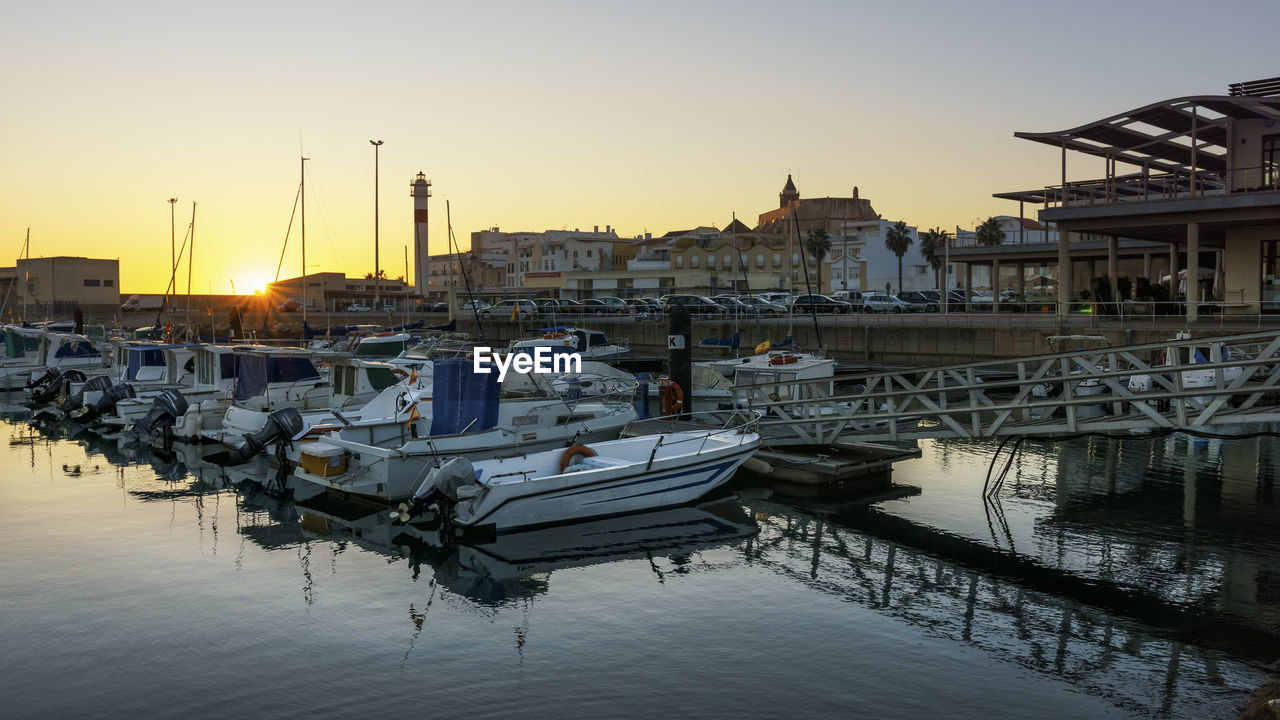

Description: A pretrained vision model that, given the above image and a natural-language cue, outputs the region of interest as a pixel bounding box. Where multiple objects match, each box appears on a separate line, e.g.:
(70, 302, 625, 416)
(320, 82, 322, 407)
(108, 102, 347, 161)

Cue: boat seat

(564, 455, 630, 473)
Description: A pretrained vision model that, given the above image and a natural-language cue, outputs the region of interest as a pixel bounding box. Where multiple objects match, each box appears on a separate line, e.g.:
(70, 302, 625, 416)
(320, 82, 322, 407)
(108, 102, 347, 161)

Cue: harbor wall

(448, 318, 1176, 365)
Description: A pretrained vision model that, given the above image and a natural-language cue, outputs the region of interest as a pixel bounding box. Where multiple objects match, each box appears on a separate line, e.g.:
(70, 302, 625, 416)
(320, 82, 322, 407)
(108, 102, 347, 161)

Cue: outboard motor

(57, 375, 114, 415)
(221, 407, 304, 465)
(70, 383, 136, 424)
(397, 456, 477, 522)
(129, 389, 190, 440)
(26, 368, 64, 404)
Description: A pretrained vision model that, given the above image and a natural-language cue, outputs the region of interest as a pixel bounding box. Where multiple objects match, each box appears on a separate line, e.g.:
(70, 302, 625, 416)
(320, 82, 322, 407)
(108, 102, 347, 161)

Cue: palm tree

(803, 229, 831, 293)
(884, 220, 913, 294)
(919, 227, 950, 291)
(975, 217, 1006, 246)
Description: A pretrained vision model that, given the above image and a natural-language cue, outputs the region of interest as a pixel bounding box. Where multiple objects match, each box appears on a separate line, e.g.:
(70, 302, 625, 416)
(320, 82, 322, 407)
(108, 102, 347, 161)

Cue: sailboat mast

(187, 202, 195, 337)
(22, 228, 29, 322)
(301, 155, 308, 328)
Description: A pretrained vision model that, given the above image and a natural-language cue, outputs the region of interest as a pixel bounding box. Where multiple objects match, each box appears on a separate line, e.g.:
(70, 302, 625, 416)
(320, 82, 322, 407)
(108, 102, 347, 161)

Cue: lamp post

(370, 139, 384, 311)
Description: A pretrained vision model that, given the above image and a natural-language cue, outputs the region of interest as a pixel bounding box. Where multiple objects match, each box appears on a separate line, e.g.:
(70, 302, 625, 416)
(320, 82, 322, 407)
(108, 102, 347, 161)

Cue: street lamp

(370, 139, 384, 311)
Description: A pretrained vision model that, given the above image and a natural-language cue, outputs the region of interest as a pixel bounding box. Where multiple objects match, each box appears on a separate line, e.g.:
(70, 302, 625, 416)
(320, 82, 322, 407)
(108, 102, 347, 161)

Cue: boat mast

(22, 228, 29, 322)
(301, 155, 309, 328)
(187, 202, 195, 338)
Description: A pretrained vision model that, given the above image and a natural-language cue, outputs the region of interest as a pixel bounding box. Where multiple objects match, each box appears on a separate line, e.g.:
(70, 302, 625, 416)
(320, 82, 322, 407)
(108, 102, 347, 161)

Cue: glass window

(1265, 135, 1280, 188)
(691, 255, 700, 268)
(773, 253, 781, 267)
(756, 254, 764, 267)
(1264, 240, 1280, 312)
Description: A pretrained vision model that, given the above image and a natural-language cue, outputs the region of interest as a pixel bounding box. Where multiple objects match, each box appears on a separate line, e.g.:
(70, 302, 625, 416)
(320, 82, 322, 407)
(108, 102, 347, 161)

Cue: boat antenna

(447, 200, 485, 341)
(791, 206, 822, 349)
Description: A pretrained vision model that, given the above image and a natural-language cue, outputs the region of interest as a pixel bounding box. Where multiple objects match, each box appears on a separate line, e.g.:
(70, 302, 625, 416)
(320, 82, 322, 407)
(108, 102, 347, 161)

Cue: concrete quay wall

(454, 316, 1178, 365)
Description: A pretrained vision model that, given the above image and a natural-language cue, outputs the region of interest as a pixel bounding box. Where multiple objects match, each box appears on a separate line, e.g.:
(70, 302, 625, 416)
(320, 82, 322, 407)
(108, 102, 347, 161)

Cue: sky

(2, 0, 1275, 294)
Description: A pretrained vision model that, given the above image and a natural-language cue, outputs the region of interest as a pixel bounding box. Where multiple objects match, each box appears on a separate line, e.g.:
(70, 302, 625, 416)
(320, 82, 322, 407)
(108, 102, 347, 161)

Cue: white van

(831, 290, 864, 312)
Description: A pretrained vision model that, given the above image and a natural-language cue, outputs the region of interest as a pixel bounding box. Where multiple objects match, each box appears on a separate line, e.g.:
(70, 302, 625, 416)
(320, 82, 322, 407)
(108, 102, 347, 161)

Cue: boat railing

(626, 408, 761, 442)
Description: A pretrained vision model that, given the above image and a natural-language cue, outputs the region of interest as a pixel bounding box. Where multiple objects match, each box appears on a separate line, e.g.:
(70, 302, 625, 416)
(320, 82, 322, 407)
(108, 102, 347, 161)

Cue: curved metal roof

(1014, 95, 1280, 175)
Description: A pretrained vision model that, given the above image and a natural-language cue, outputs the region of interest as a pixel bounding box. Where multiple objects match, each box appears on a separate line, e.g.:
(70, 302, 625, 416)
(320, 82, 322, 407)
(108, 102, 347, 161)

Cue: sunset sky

(2, 0, 1275, 294)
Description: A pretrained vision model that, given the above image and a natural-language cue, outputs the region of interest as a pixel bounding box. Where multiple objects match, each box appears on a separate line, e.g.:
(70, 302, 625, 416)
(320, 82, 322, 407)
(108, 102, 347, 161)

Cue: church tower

(779, 174, 799, 208)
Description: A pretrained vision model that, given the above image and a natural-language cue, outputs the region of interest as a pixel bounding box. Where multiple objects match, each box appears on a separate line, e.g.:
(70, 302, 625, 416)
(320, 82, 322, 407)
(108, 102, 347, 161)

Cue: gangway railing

(732, 329, 1280, 445)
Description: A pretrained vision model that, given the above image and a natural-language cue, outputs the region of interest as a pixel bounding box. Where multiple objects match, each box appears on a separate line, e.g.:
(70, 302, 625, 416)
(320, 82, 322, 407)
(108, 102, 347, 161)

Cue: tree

(919, 227, 950, 291)
(803, 229, 831, 293)
(363, 269, 388, 280)
(975, 217, 1006, 246)
(884, 220, 913, 294)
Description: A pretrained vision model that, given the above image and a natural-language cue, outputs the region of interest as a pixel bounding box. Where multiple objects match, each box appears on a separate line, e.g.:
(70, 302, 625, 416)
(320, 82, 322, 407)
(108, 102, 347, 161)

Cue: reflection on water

(2, 413, 1276, 718)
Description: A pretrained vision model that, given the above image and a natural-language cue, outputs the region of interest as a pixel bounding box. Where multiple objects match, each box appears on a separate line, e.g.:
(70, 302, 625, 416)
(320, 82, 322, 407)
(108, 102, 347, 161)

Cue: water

(1, 412, 1275, 719)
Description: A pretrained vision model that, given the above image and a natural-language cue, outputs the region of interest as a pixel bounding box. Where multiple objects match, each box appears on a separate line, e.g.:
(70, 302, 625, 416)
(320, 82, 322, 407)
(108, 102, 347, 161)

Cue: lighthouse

(410, 171, 431, 297)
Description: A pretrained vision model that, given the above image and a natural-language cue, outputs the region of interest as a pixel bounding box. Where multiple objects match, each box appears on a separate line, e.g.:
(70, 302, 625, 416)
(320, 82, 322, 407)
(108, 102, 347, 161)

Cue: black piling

(669, 305, 692, 419)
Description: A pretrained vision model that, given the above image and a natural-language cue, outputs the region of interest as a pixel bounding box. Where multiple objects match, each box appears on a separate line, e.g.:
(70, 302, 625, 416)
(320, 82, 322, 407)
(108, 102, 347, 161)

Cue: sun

(234, 269, 273, 295)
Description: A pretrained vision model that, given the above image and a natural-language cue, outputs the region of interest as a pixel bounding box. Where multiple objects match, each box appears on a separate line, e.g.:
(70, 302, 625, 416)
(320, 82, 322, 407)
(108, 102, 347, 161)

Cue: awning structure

(1011, 95, 1280, 175)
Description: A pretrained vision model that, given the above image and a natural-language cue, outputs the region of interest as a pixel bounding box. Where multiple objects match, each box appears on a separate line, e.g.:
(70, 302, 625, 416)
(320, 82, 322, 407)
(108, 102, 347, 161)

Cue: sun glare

(234, 270, 272, 295)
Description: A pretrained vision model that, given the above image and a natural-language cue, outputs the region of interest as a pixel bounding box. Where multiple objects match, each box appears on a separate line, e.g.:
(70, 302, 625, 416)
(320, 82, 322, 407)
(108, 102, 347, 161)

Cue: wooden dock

(624, 417, 922, 499)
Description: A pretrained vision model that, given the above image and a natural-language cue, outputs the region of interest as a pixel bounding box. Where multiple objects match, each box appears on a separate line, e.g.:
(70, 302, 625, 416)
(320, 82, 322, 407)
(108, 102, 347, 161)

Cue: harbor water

(1, 411, 1275, 719)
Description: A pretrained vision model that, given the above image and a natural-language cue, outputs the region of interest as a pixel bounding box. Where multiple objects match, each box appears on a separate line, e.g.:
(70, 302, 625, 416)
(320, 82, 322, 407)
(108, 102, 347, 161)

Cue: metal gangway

(734, 329, 1280, 445)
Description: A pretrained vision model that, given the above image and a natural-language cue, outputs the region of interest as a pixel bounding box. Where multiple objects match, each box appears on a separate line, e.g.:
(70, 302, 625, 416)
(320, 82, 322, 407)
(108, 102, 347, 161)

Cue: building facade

(6, 256, 120, 318)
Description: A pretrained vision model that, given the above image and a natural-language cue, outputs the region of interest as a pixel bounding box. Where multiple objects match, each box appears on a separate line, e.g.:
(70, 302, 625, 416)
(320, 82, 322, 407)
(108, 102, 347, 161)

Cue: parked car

(712, 295, 759, 316)
(790, 294, 852, 314)
(458, 299, 486, 313)
(735, 296, 787, 315)
(577, 299, 615, 315)
(968, 293, 995, 312)
(279, 299, 302, 312)
(531, 297, 563, 313)
(897, 290, 939, 313)
(757, 291, 792, 306)
(661, 294, 726, 317)
(428, 302, 449, 312)
(625, 297, 662, 311)
(594, 296, 631, 314)
(830, 290, 865, 312)
(479, 299, 538, 320)
(345, 303, 372, 312)
(861, 292, 911, 313)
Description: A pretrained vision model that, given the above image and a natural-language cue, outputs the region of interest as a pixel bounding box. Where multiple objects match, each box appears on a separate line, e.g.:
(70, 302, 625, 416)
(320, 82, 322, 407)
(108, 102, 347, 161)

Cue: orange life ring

(391, 368, 409, 379)
(560, 444, 597, 472)
(658, 377, 684, 416)
(769, 354, 800, 365)
(543, 332, 565, 339)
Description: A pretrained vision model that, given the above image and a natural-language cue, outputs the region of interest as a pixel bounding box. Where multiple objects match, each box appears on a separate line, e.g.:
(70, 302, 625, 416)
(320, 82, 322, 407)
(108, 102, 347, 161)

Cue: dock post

(669, 305, 692, 419)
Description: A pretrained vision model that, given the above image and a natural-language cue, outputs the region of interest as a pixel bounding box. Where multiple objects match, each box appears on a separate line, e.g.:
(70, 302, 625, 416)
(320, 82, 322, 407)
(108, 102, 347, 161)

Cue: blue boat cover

(430, 358, 499, 436)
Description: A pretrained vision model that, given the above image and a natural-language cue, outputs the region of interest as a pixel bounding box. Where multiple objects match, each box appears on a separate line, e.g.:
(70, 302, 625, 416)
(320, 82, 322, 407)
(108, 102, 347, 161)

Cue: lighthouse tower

(410, 171, 431, 297)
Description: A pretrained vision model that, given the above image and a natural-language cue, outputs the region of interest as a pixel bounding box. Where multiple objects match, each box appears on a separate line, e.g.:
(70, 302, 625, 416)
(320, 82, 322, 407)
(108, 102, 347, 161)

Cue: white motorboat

(292, 359, 639, 501)
(510, 327, 629, 360)
(202, 347, 331, 446)
(1128, 331, 1245, 407)
(0, 326, 45, 390)
(395, 418, 760, 532)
